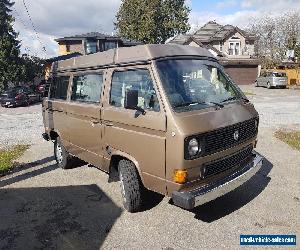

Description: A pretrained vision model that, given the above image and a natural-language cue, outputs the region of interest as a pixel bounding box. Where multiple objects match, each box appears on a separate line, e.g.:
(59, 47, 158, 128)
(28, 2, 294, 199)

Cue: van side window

(50, 76, 70, 100)
(110, 69, 160, 112)
(71, 74, 103, 103)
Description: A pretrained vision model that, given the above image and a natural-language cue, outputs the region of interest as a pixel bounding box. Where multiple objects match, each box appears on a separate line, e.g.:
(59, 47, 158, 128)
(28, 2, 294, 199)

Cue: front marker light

(173, 169, 188, 184)
(188, 138, 199, 156)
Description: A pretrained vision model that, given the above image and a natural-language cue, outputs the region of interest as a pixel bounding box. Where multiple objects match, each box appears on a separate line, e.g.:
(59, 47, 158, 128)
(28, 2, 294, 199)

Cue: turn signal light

(173, 169, 188, 184)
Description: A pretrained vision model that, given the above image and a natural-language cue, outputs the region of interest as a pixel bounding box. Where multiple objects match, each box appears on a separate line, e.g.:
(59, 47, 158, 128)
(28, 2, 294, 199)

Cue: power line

(21, 0, 47, 56)
(12, 7, 30, 32)
(12, 7, 42, 57)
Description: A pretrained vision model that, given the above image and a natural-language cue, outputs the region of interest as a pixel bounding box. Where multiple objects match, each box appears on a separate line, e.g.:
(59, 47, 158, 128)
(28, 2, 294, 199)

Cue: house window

(219, 41, 224, 52)
(66, 44, 70, 53)
(86, 39, 97, 54)
(99, 41, 105, 52)
(105, 41, 117, 51)
(229, 41, 240, 55)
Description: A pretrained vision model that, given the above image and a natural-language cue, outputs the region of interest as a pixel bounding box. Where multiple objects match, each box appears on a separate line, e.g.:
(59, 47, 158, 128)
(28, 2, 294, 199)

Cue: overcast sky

(11, 0, 300, 58)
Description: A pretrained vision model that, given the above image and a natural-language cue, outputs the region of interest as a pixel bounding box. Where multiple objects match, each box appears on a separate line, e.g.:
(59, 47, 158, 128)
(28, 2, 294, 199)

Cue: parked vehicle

(22, 86, 42, 103)
(42, 44, 263, 212)
(36, 80, 50, 95)
(255, 71, 287, 88)
(0, 86, 41, 108)
(0, 89, 29, 107)
(14, 86, 41, 103)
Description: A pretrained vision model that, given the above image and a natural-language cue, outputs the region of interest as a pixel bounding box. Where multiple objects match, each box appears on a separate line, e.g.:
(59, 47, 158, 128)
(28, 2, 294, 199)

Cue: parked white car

(255, 71, 287, 89)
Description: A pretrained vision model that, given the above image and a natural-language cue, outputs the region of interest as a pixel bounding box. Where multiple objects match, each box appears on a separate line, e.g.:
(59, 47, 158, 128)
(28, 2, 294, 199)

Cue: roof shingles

(169, 21, 256, 45)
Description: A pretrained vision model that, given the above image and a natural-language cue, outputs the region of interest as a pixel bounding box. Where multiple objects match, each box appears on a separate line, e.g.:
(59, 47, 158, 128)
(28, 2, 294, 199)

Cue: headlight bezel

(184, 137, 204, 160)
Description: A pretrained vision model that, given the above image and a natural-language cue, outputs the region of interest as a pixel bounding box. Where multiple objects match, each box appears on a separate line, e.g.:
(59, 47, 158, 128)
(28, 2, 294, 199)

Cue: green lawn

(275, 130, 300, 151)
(0, 145, 29, 175)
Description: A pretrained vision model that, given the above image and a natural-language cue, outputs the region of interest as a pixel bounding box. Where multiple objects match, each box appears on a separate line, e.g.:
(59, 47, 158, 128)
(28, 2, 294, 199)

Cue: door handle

(90, 119, 99, 125)
(104, 122, 113, 126)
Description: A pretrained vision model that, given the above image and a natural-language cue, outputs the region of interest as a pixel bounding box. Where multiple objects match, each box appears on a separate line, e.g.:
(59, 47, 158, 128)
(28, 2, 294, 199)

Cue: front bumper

(1, 100, 18, 107)
(273, 81, 287, 87)
(172, 151, 263, 210)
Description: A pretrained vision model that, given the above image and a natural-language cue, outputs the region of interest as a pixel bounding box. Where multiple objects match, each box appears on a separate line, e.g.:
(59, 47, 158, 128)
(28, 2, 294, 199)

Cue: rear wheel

(118, 159, 143, 212)
(54, 137, 74, 169)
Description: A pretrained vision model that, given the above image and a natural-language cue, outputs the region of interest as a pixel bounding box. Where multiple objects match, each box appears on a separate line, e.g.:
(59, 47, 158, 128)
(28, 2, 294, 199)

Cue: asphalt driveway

(0, 86, 299, 249)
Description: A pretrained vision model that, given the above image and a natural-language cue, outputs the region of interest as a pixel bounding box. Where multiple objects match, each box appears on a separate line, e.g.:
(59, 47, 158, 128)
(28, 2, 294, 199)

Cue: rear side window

(110, 69, 160, 112)
(272, 72, 286, 77)
(71, 74, 103, 103)
(50, 76, 70, 100)
(2, 91, 16, 98)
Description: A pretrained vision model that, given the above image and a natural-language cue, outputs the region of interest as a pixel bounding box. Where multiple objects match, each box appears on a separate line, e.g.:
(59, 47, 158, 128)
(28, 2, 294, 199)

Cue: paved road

(0, 87, 299, 249)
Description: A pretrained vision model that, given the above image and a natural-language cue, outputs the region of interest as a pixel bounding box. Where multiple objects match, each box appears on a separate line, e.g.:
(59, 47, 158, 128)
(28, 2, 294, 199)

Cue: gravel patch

(0, 104, 43, 149)
(240, 85, 300, 129)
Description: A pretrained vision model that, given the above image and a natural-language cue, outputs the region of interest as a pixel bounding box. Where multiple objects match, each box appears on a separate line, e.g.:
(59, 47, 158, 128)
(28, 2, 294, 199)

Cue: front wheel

(118, 160, 144, 212)
(54, 137, 74, 169)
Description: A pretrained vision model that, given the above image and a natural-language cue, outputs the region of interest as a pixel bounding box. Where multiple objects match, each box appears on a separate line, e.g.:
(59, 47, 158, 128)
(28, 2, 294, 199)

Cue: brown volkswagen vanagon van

(42, 44, 263, 212)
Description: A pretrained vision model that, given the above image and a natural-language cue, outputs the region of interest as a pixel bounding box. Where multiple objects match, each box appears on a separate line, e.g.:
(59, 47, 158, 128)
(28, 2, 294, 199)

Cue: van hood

(173, 102, 258, 136)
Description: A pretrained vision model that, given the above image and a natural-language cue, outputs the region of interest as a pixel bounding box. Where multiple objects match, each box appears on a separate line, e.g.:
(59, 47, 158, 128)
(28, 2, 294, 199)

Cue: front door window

(110, 69, 160, 112)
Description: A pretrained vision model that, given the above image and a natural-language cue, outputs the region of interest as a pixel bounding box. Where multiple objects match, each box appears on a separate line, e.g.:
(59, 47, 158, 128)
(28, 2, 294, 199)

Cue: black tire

(118, 159, 143, 212)
(54, 137, 73, 169)
(23, 99, 29, 107)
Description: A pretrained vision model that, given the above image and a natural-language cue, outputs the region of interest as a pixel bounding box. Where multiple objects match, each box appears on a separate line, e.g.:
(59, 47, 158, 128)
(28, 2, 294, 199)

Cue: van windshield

(156, 59, 243, 112)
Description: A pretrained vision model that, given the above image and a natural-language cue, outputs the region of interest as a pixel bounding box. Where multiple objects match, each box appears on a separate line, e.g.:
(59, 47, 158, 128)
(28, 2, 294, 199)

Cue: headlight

(188, 138, 199, 156)
(254, 118, 259, 130)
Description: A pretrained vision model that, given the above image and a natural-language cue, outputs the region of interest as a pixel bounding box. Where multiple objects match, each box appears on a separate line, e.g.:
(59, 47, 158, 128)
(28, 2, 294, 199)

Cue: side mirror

(124, 89, 146, 115)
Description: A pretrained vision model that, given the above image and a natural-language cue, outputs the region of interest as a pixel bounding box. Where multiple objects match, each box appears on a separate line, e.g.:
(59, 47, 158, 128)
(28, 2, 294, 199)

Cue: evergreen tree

(0, 0, 21, 91)
(115, 0, 190, 44)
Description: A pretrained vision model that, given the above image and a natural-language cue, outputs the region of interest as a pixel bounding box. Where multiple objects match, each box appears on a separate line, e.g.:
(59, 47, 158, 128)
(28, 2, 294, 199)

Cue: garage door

(224, 65, 258, 85)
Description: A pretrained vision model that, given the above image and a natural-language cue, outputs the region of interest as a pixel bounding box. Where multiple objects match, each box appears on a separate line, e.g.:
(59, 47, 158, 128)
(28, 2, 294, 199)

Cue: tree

(19, 55, 44, 83)
(0, 0, 22, 91)
(115, 0, 190, 44)
(247, 11, 300, 67)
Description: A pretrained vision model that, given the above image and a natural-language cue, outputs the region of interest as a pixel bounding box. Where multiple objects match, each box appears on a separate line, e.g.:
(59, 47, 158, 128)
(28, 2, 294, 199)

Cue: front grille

(184, 117, 258, 159)
(203, 145, 253, 178)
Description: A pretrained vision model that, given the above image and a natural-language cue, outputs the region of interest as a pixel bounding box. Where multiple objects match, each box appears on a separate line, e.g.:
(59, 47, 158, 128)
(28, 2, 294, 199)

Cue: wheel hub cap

(56, 144, 63, 163)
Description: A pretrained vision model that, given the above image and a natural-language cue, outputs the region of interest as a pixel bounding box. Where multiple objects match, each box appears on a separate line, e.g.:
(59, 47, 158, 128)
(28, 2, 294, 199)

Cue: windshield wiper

(221, 96, 249, 103)
(209, 101, 224, 108)
(174, 101, 204, 108)
(175, 101, 224, 109)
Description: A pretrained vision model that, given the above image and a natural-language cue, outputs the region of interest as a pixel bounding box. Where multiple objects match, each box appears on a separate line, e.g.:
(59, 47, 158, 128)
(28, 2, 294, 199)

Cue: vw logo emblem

(233, 130, 239, 141)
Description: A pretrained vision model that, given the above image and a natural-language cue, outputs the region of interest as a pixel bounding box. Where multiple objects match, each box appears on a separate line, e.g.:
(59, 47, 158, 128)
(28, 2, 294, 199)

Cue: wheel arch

(108, 150, 144, 184)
